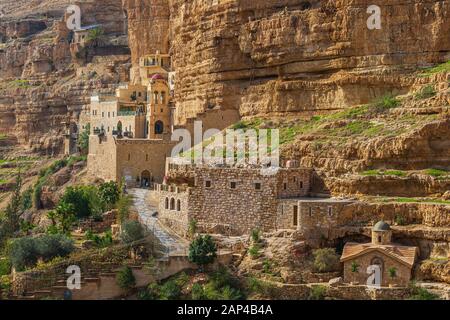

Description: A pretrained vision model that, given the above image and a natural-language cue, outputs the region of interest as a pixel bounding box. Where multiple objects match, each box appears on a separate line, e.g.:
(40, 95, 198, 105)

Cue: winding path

(129, 188, 187, 256)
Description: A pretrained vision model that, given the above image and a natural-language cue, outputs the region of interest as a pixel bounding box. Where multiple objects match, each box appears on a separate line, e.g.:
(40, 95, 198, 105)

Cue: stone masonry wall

(343, 251, 413, 287)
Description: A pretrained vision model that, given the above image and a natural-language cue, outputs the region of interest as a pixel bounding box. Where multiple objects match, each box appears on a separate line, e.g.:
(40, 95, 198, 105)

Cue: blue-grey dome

(373, 221, 391, 231)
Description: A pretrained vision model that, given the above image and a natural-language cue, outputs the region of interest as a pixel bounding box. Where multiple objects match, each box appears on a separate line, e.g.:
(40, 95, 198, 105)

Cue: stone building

(155, 162, 354, 237)
(87, 52, 176, 187)
(340, 221, 418, 287)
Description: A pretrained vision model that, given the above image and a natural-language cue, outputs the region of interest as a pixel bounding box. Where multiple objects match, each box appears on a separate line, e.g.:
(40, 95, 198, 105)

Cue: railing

(117, 111, 136, 116)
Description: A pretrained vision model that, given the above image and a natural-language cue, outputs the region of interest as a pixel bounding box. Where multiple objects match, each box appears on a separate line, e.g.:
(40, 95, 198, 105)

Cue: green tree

(53, 202, 76, 234)
(116, 195, 133, 224)
(312, 248, 340, 273)
(98, 181, 120, 210)
(2, 172, 23, 239)
(59, 186, 99, 218)
(188, 235, 217, 267)
(116, 266, 136, 290)
(77, 123, 90, 155)
(120, 220, 145, 244)
(87, 28, 104, 47)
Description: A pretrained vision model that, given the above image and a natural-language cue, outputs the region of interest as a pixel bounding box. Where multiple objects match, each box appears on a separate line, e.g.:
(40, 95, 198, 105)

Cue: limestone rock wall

(166, 0, 450, 123)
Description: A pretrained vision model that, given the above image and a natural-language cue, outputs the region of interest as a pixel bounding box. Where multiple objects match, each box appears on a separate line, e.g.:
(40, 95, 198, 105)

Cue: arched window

(170, 198, 175, 210)
(165, 198, 169, 209)
(155, 121, 164, 134)
(153, 92, 159, 103)
(160, 92, 166, 104)
(177, 200, 181, 211)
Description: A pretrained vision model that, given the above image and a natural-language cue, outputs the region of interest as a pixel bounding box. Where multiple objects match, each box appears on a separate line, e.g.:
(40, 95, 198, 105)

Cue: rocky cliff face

(0, 0, 130, 154)
(164, 0, 450, 123)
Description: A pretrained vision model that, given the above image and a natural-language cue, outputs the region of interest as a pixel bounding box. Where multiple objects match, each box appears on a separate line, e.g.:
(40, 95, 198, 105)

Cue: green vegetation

(312, 248, 340, 273)
(246, 276, 275, 297)
(351, 261, 359, 273)
(85, 230, 113, 248)
(192, 267, 243, 300)
(116, 266, 136, 290)
(380, 197, 450, 205)
(419, 60, 450, 77)
(424, 168, 449, 178)
(98, 181, 120, 211)
(7, 234, 74, 271)
(0, 133, 7, 140)
(250, 228, 261, 243)
(308, 285, 327, 300)
(388, 267, 397, 279)
(415, 85, 436, 99)
(116, 194, 133, 224)
(77, 124, 90, 155)
(0, 173, 24, 246)
(188, 235, 217, 267)
(394, 214, 407, 226)
(361, 169, 407, 177)
(120, 220, 145, 244)
(188, 219, 198, 238)
(408, 282, 440, 300)
(248, 244, 261, 259)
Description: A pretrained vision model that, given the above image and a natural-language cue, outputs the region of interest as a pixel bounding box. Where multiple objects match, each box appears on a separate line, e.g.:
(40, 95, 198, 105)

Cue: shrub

(246, 276, 274, 296)
(248, 244, 261, 259)
(77, 124, 90, 154)
(59, 186, 93, 218)
(188, 219, 197, 238)
(98, 181, 120, 209)
(116, 195, 133, 224)
(309, 285, 327, 300)
(85, 230, 113, 248)
(8, 234, 74, 271)
(395, 214, 406, 226)
(21, 187, 33, 211)
(415, 85, 436, 99)
(408, 282, 439, 300)
(0, 258, 11, 276)
(191, 283, 206, 300)
(120, 220, 145, 244)
(312, 248, 340, 273)
(351, 261, 359, 273)
(188, 235, 217, 267)
(159, 279, 182, 300)
(138, 283, 160, 300)
(371, 94, 399, 112)
(250, 228, 261, 243)
(388, 267, 397, 279)
(116, 266, 136, 290)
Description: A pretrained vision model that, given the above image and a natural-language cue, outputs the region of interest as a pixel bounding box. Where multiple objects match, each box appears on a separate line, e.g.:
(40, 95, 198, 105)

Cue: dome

(373, 221, 391, 232)
(151, 74, 164, 80)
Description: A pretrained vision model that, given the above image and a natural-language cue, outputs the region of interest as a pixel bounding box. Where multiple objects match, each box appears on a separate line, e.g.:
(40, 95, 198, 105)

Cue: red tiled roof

(340, 242, 417, 267)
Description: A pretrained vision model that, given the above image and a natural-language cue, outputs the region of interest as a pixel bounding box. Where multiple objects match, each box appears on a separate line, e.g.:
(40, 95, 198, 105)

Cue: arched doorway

(141, 170, 151, 188)
(154, 121, 164, 134)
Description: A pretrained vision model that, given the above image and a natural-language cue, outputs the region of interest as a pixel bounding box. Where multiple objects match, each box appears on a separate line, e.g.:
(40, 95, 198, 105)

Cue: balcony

(117, 111, 137, 117)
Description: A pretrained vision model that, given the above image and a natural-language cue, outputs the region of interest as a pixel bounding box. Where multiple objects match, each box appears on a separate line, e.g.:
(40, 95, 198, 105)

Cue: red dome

(151, 74, 164, 80)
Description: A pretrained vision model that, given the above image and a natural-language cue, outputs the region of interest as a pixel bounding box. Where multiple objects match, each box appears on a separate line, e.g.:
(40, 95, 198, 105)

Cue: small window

(177, 200, 181, 212)
(102, 112, 104, 118)
(230, 181, 237, 189)
(293, 205, 299, 226)
(300, 181, 304, 189)
(293, 177, 297, 182)
(112, 112, 115, 117)
(378, 236, 382, 243)
(255, 182, 261, 190)
(283, 183, 287, 190)
(309, 207, 312, 217)
(127, 154, 131, 161)
(165, 198, 169, 209)
(108, 112, 110, 118)
(205, 180, 212, 188)
(146, 154, 149, 161)
(328, 206, 333, 217)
